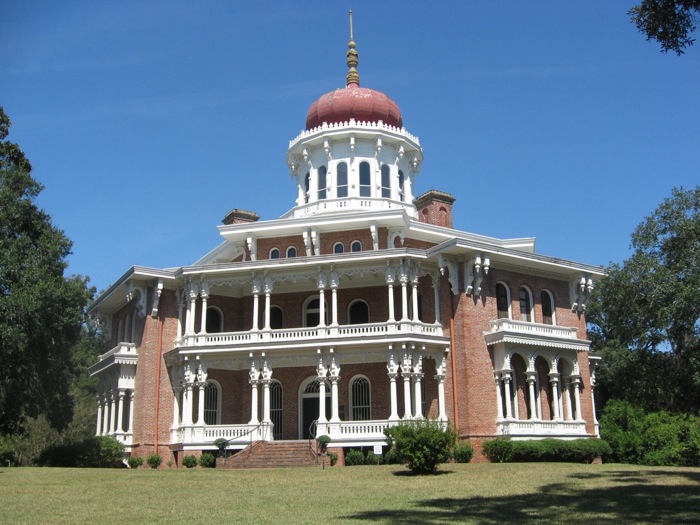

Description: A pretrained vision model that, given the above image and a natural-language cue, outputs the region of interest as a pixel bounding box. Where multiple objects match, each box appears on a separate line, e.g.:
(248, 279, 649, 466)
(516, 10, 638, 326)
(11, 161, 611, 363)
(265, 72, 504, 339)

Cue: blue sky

(2, 1, 698, 294)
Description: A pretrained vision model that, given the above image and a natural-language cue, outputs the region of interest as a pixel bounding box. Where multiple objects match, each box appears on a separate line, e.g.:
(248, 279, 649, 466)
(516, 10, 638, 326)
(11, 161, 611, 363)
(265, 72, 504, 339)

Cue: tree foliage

(0, 107, 93, 435)
(587, 186, 700, 414)
(629, 0, 700, 54)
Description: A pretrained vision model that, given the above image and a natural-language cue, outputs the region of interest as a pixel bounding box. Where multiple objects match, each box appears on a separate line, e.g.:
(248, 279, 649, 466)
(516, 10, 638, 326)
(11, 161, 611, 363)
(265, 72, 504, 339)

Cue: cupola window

(359, 161, 371, 197)
(318, 166, 327, 200)
(334, 242, 344, 254)
(287, 247, 297, 258)
(337, 162, 348, 198)
(398, 170, 405, 202)
(381, 165, 391, 198)
(270, 248, 280, 259)
(304, 172, 310, 203)
(351, 240, 362, 252)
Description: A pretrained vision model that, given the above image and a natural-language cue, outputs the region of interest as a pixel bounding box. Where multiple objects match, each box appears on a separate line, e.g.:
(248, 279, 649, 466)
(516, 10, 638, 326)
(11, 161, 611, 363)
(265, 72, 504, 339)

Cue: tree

(0, 107, 93, 435)
(587, 186, 700, 414)
(629, 0, 700, 55)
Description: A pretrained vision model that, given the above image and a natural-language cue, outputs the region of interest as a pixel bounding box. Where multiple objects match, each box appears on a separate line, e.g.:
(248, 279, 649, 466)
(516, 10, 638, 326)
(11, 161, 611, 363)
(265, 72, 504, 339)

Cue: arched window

(304, 172, 310, 203)
(318, 166, 327, 200)
(270, 380, 283, 440)
(270, 248, 280, 259)
(203, 381, 221, 425)
(381, 164, 391, 198)
(206, 307, 223, 333)
(304, 297, 327, 327)
(334, 242, 344, 254)
(519, 286, 533, 322)
(286, 246, 297, 258)
(359, 161, 371, 197)
(496, 283, 511, 319)
(337, 162, 348, 198)
(270, 306, 283, 329)
(350, 376, 371, 421)
(541, 290, 555, 325)
(351, 240, 362, 252)
(398, 170, 405, 202)
(348, 300, 369, 324)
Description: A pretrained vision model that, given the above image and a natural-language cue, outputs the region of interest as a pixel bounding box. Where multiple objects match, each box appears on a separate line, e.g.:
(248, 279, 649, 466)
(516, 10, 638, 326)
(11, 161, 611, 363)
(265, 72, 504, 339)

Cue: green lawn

(1, 463, 699, 524)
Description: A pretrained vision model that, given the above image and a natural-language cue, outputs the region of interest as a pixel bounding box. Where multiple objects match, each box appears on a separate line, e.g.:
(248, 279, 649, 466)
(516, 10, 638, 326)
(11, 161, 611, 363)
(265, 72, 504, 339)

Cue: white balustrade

(490, 319, 579, 339)
(498, 420, 588, 437)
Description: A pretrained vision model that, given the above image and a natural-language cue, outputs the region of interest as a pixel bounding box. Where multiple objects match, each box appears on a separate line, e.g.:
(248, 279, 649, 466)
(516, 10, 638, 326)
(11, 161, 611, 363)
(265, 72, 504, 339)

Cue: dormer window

(381, 165, 391, 198)
(318, 166, 327, 200)
(359, 161, 371, 197)
(337, 162, 348, 198)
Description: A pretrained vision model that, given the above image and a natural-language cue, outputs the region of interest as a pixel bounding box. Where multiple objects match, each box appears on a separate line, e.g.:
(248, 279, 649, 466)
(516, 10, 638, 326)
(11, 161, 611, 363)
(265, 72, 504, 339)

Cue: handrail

(219, 421, 269, 457)
(308, 419, 319, 461)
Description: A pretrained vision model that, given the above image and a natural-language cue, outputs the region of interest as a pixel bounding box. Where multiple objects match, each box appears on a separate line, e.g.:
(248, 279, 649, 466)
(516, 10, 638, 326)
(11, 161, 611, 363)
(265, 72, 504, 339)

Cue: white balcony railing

(489, 319, 579, 339)
(177, 320, 444, 350)
(498, 419, 588, 437)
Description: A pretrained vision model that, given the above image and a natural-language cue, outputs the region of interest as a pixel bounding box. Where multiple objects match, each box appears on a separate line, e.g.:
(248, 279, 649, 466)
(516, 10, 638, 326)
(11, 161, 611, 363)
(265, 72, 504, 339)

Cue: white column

(387, 351, 400, 420)
(432, 272, 441, 324)
(502, 373, 513, 419)
(182, 384, 193, 426)
(526, 373, 538, 420)
(330, 376, 340, 423)
(401, 352, 412, 419)
(331, 287, 339, 326)
(388, 283, 396, 322)
(177, 293, 184, 338)
(128, 391, 134, 433)
(318, 288, 326, 327)
(549, 374, 561, 421)
(116, 389, 125, 433)
(199, 288, 208, 334)
(95, 398, 103, 436)
(101, 396, 110, 435)
(400, 277, 409, 321)
(249, 361, 260, 424)
(262, 380, 271, 423)
(564, 380, 574, 421)
(411, 281, 420, 322)
(413, 357, 423, 418)
(252, 292, 260, 330)
(109, 393, 117, 434)
(172, 388, 181, 428)
(573, 378, 582, 421)
(436, 374, 447, 421)
(263, 292, 271, 330)
(495, 374, 504, 420)
(197, 383, 206, 425)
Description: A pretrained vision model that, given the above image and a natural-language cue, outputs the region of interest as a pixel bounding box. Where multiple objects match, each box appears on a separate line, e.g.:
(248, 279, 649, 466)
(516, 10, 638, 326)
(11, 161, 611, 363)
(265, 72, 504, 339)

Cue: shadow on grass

(391, 469, 454, 477)
(342, 468, 700, 524)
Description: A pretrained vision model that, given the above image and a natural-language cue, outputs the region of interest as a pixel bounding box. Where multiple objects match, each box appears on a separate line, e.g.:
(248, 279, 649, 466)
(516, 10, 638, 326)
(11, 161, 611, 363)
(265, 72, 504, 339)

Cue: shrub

(38, 436, 125, 468)
(127, 456, 144, 469)
(199, 452, 216, 468)
(182, 455, 198, 468)
(452, 441, 474, 463)
(482, 438, 513, 463)
(600, 399, 644, 463)
(213, 438, 228, 457)
(365, 451, 379, 465)
(384, 420, 457, 474)
(146, 454, 162, 469)
(328, 452, 338, 466)
(344, 449, 365, 466)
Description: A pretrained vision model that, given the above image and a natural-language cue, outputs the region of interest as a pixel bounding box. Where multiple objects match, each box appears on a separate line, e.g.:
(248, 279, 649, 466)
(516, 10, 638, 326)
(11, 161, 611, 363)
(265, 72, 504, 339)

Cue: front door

(301, 396, 332, 439)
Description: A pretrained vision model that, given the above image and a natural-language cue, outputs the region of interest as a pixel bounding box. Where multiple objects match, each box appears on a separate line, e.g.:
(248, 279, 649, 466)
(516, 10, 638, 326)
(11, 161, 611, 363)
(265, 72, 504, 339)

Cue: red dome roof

(305, 86, 403, 130)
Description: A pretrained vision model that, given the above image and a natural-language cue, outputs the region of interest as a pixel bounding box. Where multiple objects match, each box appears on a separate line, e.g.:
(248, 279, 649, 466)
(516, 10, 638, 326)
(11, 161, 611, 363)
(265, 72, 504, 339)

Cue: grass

(1, 463, 699, 524)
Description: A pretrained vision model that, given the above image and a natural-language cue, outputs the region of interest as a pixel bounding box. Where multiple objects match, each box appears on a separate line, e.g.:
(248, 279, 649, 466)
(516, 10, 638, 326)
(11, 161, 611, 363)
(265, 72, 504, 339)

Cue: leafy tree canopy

(0, 107, 93, 435)
(588, 186, 700, 414)
(629, 0, 700, 54)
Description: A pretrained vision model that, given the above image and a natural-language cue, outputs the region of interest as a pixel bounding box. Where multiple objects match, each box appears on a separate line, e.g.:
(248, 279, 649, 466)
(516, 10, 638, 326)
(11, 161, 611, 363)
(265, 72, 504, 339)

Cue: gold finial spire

(346, 10, 359, 87)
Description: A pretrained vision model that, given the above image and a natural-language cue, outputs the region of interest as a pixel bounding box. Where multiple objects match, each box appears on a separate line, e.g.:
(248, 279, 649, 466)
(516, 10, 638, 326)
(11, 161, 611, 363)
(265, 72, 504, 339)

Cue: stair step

(217, 441, 321, 469)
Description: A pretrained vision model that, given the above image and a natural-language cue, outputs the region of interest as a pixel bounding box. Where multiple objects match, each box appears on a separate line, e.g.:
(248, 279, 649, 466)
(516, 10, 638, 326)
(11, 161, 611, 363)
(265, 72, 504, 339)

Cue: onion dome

(305, 11, 403, 130)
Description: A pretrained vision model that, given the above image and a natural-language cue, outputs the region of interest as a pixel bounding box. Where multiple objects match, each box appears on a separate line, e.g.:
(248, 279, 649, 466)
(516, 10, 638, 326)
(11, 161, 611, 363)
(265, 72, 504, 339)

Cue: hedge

(482, 438, 610, 463)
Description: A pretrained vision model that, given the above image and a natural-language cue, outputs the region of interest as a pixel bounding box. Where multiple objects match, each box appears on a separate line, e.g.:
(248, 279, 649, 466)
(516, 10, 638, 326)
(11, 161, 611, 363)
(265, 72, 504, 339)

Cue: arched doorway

(299, 377, 331, 439)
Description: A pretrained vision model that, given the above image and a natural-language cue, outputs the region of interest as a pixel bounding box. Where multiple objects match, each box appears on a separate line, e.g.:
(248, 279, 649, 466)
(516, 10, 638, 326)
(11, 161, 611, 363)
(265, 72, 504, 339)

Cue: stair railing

(307, 419, 320, 462)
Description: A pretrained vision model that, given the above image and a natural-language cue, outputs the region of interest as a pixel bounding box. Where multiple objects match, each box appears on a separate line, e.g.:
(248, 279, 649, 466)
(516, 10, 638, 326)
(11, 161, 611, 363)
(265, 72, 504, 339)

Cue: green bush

(365, 451, 380, 465)
(344, 449, 365, 466)
(482, 438, 513, 463)
(182, 455, 198, 468)
(452, 441, 474, 463)
(213, 438, 228, 457)
(127, 456, 143, 469)
(146, 454, 162, 469)
(600, 399, 700, 467)
(38, 436, 125, 468)
(384, 420, 457, 474)
(482, 438, 610, 464)
(328, 452, 338, 466)
(199, 452, 216, 468)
